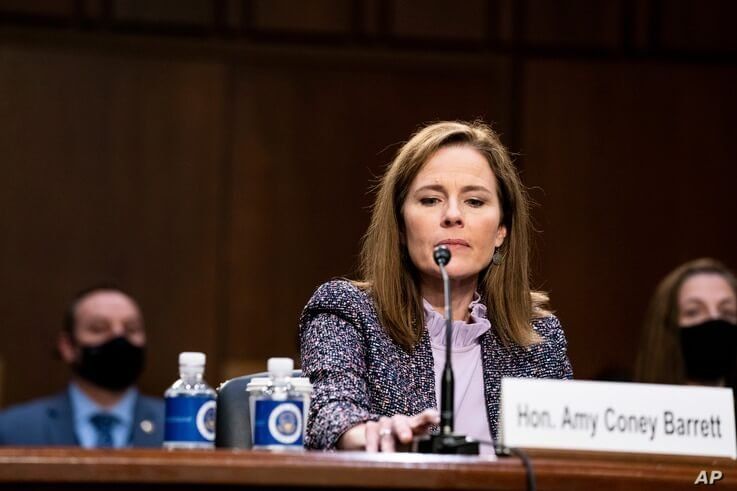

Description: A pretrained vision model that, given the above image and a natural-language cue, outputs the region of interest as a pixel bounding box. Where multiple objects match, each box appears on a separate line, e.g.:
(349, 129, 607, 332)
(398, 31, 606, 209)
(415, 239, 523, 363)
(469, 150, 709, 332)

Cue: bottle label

(164, 395, 216, 443)
(253, 399, 304, 447)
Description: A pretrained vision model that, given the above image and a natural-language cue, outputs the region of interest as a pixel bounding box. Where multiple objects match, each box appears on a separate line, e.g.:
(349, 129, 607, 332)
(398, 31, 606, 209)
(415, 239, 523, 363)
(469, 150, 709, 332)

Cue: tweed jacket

(299, 280, 573, 450)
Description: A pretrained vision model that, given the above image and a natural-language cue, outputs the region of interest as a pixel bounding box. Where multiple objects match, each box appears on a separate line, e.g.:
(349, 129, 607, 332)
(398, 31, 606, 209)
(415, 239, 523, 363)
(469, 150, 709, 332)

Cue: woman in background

(635, 258, 737, 387)
(299, 120, 572, 452)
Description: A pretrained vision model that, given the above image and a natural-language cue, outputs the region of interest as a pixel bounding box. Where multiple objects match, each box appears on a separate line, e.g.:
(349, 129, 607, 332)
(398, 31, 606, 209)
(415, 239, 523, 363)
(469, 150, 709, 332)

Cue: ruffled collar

(423, 293, 491, 348)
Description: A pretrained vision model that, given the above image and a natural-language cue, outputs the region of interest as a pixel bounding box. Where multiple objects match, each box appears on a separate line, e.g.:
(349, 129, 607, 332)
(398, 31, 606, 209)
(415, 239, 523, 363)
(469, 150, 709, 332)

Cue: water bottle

(163, 352, 217, 449)
(247, 357, 312, 450)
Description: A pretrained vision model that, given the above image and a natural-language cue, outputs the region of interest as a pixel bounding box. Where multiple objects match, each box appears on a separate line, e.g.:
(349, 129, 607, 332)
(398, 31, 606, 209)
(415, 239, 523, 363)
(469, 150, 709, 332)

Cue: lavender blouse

(424, 295, 492, 443)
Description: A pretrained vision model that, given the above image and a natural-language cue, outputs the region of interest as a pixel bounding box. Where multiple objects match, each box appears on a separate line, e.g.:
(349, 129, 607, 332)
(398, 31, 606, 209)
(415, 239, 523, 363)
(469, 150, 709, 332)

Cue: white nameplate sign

(500, 378, 736, 459)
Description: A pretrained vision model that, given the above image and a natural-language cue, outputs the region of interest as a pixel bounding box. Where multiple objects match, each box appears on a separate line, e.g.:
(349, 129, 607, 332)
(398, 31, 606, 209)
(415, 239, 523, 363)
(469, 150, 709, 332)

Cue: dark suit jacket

(0, 388, 165, 447)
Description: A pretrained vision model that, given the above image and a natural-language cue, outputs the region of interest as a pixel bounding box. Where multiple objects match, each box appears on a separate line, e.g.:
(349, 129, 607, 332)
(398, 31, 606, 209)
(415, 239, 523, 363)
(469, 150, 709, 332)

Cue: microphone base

(412, 433, 480, 455)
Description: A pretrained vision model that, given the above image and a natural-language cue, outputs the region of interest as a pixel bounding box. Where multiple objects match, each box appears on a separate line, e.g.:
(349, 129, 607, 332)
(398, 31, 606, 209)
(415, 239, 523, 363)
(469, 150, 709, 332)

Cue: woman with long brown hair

(299, 120, 572, 451)
(635, 258, 737, 386)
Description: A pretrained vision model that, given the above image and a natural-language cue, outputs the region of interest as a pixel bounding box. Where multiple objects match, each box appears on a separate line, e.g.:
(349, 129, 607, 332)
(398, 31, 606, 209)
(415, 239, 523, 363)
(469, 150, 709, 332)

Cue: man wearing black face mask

(0, 286, 164, 447)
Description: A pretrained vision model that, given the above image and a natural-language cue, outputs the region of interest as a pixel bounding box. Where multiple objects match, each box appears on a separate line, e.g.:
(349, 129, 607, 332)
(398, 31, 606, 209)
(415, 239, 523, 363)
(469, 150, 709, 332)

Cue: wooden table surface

(0, 447, 734, 490)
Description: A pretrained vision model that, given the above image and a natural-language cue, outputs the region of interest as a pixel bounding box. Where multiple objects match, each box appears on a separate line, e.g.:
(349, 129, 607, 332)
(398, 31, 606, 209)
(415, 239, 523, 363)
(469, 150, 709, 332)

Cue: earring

(492, 248, 503, 265)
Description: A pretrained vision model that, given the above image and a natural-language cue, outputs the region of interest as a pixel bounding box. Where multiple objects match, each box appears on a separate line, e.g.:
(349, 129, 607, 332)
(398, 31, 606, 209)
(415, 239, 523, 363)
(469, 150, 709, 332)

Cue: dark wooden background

(0, 0, 735, 407)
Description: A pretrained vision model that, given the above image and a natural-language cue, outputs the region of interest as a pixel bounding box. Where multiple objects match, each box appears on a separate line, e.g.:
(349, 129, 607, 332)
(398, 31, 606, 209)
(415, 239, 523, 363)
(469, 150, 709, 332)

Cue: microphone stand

(413, 246, 479, 455)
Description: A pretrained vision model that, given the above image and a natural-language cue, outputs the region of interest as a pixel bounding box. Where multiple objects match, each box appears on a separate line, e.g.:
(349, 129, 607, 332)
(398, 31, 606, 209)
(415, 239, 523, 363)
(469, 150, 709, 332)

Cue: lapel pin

(140, 420, 154, 434)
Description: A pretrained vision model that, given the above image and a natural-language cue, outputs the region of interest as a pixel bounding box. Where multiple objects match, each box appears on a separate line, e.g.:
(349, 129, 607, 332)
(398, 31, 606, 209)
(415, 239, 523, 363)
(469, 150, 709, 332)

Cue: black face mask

(679, 319, 737, 383)
(72, 336, 145, 391)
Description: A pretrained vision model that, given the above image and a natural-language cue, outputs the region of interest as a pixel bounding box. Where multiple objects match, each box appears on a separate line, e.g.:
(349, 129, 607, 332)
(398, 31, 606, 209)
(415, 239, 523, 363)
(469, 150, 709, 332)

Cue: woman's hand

(337, 408, 440, 452)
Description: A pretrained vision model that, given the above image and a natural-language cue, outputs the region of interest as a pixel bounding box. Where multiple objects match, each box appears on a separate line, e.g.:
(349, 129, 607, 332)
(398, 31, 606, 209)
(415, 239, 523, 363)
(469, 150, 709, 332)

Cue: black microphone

(433, 245, 451, 267)
(433, 245, 454, 435)
(413, 245, 479, 455)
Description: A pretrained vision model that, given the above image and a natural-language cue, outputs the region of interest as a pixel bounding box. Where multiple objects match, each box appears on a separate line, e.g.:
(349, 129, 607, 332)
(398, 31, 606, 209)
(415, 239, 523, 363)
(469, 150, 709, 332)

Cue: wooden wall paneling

(113, 0, 214, 26)
(102, 56, 228, 395)
(629, 0, 654, 51)
(659, 0, 737, 53)
(358, 0, 383, 38)
(520, 60, 737, 381)
(223, 57, 513, 377)
(0, 44, 227, 404)
(0, 0, 75, 17)
(252, 0, 353, 34)
(495, 0, 516, 45)
(392, 0, 487, 41)
(523, 0, 622, 49)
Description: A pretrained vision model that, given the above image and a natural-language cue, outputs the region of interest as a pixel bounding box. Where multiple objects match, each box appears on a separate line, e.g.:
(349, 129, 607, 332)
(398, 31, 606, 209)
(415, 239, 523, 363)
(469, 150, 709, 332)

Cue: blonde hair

(635, 258, 737, 383)
(356, 120, 549, 351)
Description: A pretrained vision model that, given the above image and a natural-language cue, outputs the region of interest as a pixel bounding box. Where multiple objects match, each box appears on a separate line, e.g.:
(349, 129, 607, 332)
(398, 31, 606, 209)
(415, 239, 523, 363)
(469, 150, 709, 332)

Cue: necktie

(90, 413, 120, 448)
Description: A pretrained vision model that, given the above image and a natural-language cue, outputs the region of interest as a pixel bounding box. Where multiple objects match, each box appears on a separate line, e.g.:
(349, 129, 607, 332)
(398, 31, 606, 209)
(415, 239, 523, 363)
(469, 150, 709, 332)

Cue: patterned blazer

(299, 280, 573, 450)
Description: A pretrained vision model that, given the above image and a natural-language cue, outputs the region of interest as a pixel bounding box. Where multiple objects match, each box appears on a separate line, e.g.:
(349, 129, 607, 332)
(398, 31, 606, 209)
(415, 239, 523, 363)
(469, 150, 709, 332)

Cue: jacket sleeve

(545, 315, 574, 379)
(533, 315, 573, 379)
(299, 282, 379, 449)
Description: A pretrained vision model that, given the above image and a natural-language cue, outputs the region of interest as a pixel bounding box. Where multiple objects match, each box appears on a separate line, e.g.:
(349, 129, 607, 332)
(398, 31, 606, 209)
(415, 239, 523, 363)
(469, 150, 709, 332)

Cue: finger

(410, 408, 440, 431)
(391, 415, 413, 444)
(378, 416, 395, 453)
(421, 407, 441, 422)
(365, 421, 380, 452)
